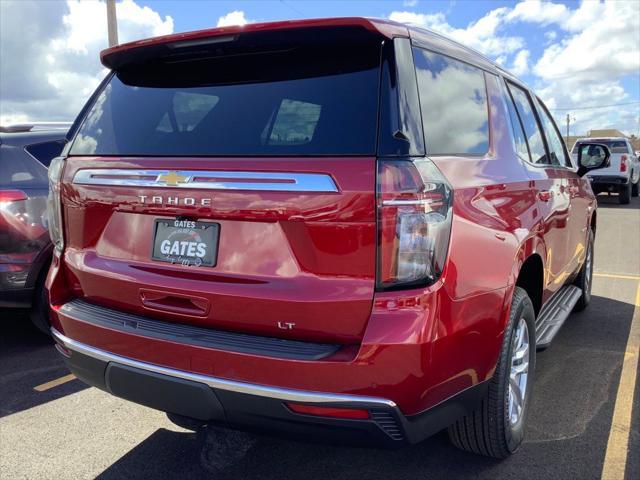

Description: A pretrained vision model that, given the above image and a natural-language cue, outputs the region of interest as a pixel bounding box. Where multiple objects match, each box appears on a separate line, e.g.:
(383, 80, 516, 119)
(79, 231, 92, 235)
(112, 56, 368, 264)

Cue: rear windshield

(572, 140, 629, 154)
(70, 42, 380, 157)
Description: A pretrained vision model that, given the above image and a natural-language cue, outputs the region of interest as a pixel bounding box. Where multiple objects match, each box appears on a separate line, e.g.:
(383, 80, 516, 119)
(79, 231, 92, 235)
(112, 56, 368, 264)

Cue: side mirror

(576, 143, 611, 177)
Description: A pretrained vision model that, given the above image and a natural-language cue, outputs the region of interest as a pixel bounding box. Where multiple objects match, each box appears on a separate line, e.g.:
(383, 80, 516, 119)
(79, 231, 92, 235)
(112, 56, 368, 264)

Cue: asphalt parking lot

(1, 194, 638, 480)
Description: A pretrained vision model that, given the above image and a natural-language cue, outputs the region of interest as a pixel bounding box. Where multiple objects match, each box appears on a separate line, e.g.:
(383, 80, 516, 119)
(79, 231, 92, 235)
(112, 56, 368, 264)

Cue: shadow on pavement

(0, 309, 88, 418)
(94, 293, 638, 480)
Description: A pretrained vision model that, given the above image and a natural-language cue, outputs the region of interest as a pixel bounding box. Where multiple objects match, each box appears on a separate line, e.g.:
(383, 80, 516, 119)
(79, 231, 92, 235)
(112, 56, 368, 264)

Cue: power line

(551, 101, 640, 111)
(279, 0, 305, 18)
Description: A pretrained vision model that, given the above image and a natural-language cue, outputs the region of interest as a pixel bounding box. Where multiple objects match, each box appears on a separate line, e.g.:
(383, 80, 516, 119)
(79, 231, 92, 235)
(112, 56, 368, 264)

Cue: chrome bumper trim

(51, 328, 397, 409)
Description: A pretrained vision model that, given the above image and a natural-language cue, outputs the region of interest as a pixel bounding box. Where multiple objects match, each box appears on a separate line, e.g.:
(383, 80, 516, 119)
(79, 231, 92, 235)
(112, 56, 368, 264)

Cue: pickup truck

(572, 137, 640, 204)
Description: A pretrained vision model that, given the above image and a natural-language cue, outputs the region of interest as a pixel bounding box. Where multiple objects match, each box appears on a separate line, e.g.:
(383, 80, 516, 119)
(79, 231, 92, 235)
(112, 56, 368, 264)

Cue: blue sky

(1, 0, 639, 136)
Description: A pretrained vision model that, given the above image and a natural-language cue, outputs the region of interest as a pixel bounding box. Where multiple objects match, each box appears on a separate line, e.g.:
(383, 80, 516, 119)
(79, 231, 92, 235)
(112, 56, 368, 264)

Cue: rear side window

(69, 43, 380, 157)
(413, 48, 489, 155)
(24, 140, 65, 167)
(503, 82, 531, 162)
(506, 82, 548, 165)
(536, 99, 569, 167)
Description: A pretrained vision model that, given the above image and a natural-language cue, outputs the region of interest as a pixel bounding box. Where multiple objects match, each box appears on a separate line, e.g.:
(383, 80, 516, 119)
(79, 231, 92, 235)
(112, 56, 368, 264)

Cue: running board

(535, 285, 582, 349)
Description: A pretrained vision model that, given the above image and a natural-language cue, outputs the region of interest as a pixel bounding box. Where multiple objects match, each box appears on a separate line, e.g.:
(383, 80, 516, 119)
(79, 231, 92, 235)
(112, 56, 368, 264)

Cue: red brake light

(286, 403, 370, 420)
(0, 190, 28, 202)
(376, 159, 453, 290)
(620, 155, 628, 172)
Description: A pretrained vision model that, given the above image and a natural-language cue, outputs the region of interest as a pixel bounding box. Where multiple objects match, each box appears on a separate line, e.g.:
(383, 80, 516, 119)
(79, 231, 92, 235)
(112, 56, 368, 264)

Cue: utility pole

(566, 113, 570, 146)
(107, 0, 118, 47)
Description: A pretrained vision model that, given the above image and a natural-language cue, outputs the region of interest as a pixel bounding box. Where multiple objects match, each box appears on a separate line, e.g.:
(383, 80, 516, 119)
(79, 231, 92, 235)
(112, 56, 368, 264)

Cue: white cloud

(544, 30, 557, 44)
(403, 0, 419, 7)
(506, 0, 569, 25)
(216, 10, 249, 27)
(389, 8, 523, 57)
(510, 49, 530, 76)
(0, 0, 173, 124)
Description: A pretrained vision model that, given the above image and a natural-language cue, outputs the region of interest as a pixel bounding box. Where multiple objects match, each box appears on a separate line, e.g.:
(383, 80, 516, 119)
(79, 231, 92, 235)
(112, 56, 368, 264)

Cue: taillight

(47, 156, 65, 252)
(0, 190, 28, 202)
(620, 155, 628, 172)
(376, 159, 453, 290)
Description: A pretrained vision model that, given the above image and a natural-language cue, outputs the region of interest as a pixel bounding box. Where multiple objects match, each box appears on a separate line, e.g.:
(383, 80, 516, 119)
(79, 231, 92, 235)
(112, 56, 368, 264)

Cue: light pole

(107, 0, 118, 47)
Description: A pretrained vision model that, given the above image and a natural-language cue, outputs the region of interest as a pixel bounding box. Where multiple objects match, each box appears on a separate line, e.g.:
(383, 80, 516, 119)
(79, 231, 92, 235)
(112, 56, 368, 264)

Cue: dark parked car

(48, 18, 611, 458)
(0, 124, 69, 332)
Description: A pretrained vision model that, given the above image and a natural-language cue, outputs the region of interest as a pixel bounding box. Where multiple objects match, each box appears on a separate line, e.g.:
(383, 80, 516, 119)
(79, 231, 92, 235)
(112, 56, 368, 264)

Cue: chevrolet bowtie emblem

(158, 171, 189, 186)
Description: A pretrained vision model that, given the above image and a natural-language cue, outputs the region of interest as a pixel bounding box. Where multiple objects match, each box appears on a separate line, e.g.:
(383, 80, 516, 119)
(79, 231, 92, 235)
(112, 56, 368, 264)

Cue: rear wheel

(448, 287, 535, 458)
(573, 229, 594, 312)
(632, 179, 639, 197)
(619, 182, 631, 204)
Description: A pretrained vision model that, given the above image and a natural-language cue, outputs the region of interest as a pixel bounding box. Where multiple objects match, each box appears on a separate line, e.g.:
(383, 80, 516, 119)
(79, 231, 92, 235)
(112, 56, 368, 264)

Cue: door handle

(538, 190, 553, 202)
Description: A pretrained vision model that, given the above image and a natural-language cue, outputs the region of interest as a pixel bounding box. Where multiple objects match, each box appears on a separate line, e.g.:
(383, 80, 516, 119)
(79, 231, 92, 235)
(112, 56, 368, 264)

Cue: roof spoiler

(100, 17, 407, 70)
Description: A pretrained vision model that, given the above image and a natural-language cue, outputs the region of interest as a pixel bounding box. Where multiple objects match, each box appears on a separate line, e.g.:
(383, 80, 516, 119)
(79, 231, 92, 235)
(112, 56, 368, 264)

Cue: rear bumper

(53, 328, 487, 447)
(587, 175, 629, 186)
(0, 287, 34, 308)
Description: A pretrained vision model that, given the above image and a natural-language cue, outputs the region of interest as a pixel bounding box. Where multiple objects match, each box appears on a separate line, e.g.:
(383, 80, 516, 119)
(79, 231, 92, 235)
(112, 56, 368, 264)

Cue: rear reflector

(286, 403, 370, 420)
(0, 189, 28, 202)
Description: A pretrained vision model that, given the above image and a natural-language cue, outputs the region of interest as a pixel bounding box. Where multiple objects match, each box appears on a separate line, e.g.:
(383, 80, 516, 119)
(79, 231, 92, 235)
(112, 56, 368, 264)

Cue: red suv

(47, 18, 611, 458)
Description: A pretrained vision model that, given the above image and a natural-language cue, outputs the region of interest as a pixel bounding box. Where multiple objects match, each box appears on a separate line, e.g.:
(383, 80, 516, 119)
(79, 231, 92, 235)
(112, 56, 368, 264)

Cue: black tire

(29, 268, 51, 336)
(632, 180, 639, 197)
(448, 287, 536, 458)
(619, 182, 631, 204)
(573, 229, 594, 312)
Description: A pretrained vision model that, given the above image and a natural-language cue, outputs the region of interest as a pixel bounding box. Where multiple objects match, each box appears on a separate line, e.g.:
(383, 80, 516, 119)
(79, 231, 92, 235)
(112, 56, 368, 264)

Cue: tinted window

(503, 81, 531, 162)
(536, 99, 568, 167)
(0, 148, 48, 188)
(266, 99, 321, 146)
(413, 48, 489, 155)
(572, 139, 629, 154)
(70, 44, 380, 156)
(507, 83, 547, 165)
(24, 140, 65, 167)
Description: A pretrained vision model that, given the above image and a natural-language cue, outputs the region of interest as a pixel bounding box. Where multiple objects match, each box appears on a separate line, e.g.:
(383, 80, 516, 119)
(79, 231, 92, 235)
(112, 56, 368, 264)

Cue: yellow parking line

(33, 373, 76, 392)
(601, 281, 640, 480)
(594, 273, 640, 281)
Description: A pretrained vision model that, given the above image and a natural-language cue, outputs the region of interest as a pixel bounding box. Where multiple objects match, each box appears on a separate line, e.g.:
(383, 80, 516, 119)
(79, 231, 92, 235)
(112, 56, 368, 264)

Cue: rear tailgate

(60, 26, 382, 343)
(61, 157, 375, 343)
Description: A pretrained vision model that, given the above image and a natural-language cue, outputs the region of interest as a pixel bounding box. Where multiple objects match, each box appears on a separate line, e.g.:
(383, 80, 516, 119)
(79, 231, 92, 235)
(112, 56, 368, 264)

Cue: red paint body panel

(58, 156, 377, 343)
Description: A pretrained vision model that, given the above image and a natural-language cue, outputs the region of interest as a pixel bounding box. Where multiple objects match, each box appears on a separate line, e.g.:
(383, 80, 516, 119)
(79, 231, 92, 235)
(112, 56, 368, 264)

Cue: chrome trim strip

(382, 199, 433, 206)
(51, 329, 396, 408)
(72, 169, 339, 193)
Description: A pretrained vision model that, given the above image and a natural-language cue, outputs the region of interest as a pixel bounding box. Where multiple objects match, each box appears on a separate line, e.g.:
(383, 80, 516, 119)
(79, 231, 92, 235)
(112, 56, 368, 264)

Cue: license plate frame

(151, 219, 219, 267)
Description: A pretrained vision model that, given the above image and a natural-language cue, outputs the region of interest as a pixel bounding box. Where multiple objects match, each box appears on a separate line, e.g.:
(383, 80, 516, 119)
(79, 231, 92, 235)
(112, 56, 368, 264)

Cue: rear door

(505, 81, 572, 295)
(62, 29, 382, 343)
(535, 98, 589, 276)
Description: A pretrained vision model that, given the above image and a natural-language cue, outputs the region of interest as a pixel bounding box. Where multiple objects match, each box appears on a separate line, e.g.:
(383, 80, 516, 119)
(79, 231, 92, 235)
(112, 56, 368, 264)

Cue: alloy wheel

(508, 318, 530, 426)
